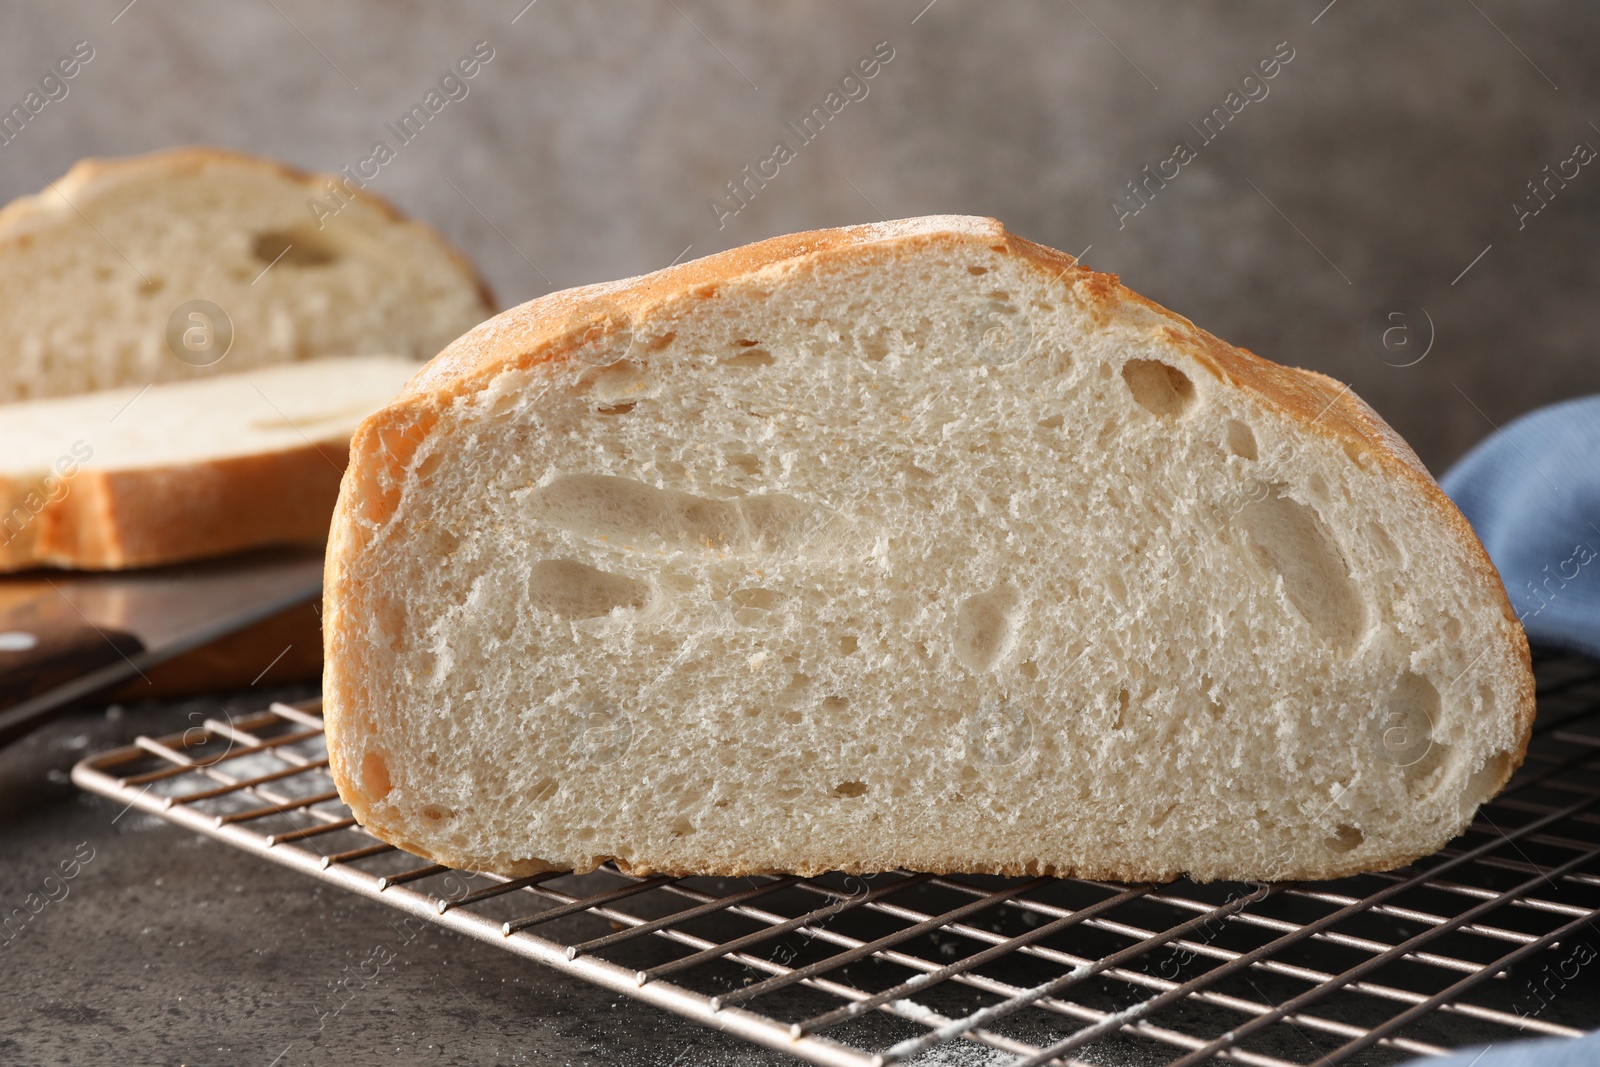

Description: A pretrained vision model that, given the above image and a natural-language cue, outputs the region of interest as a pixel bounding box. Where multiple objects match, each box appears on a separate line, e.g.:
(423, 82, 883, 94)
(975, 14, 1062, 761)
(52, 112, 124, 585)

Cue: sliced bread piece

(323, 217, 1534, 883)
(0, 356, 419, 570)
(0, 146, 493, 402)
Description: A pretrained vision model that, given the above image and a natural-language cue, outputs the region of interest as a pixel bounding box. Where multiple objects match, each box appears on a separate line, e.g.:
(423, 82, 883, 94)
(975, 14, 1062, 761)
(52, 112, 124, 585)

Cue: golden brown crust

(325, 215, 1536, 880)
(0, 442, 346, 571)
(0, 145, 497, 312)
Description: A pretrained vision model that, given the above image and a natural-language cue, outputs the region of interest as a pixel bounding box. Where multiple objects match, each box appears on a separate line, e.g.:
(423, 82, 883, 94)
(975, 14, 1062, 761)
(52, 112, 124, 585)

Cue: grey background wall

(3, 1, 1598, 474)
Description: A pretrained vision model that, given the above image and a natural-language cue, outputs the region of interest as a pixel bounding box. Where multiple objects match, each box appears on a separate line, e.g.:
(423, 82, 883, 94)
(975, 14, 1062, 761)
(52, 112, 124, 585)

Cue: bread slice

(323, 216, 1534, 883)
(0, 356, 419, 570)
(0, 146, 493, 403)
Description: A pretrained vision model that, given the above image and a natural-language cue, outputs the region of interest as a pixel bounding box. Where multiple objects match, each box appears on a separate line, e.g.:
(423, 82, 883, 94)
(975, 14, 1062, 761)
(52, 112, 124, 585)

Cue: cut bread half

(324, 216, 1534, 883)
(0, 356, 419, 570)
(0, 146, 493, 403)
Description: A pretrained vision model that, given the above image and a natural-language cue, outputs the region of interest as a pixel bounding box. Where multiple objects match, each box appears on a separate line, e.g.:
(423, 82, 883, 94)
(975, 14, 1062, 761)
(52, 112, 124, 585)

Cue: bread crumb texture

(324, 216, 1532, 883)
(0, 146, 492, 403)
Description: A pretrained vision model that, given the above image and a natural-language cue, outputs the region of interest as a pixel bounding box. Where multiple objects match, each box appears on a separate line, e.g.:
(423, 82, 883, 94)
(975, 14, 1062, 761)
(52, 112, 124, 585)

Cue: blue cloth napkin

(1440, 394, 1600, 660)
(1419, 1031, 1600, 1066)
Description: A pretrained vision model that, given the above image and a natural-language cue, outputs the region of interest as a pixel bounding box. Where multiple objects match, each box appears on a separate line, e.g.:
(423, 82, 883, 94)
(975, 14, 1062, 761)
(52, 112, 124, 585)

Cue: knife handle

(0, 623, 145, 730)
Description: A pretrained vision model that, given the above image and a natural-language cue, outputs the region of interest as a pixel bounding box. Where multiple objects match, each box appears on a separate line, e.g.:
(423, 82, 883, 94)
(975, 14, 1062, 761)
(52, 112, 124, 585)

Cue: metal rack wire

(72, 651, 1600, 1065)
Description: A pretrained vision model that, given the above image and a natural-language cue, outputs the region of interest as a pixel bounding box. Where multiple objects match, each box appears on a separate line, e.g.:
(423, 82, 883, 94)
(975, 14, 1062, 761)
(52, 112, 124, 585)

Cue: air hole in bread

(1461, 750, 1515, 816)
(527, 474, 839, 554)
(668, 816, 696, 836)
(527, 559, 648, 619)
(1151, 802, 1180, 830)
(1442, 616, 1463, 641)
(413, 451, 444, 480)
(139, 276, 165, 296)
(953, 584, 1021, 673)
(1367, 522, 1403, 567)
(968, 265, 988, 275)
(838, 634, 859, 655)
(1037, 414, 1064, 430)
(830, 781, 868, 798)
(725, 452, 762, 476)
(530, 777, 560, 802)
(361, 749, 393, 802)
(858, 332, 891, 361)
(1122, 359, 1198, 418)
(822, 696, 849, 712)
(1114, 688, 1131, 730)
(1326, 824, 1363, 852)
(420, 804, 453, 822)
(1376, 673, 1443, 768)
(1019, 659, 1039, 680)
(1404, 740, 1452, 795)
(1225, 420, 1258, 460)
(252, 228, 339, 267)
(575, 360, 651, 402)
(721, 348, 774, 369)
(596, 402, 636, 416)
(732, 587, 781, 611)
(488, 391, 524, 420)
(1238, 487, 1366, 649)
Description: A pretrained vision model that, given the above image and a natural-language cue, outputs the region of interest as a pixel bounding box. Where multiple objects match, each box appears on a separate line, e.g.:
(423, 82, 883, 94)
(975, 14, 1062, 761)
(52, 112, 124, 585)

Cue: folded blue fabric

(1419, 1031, 1600, 1066)
(1440, 394, 1600, 660)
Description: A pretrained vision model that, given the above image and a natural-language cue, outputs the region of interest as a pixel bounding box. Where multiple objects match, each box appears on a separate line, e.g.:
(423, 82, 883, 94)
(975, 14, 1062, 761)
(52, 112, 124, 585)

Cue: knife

(0, 546, 324, 746)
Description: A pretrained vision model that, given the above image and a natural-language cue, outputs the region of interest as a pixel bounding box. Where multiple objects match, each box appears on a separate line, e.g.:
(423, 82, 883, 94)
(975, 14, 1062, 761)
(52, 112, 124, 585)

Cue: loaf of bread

(0, 356, 419, 570)
(324, 216, 1533, 882)
(0, 146, 492, 403)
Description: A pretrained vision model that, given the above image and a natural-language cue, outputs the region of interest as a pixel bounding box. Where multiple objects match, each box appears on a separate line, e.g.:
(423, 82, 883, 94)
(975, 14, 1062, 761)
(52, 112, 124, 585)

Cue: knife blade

(0, 546, 324, 746)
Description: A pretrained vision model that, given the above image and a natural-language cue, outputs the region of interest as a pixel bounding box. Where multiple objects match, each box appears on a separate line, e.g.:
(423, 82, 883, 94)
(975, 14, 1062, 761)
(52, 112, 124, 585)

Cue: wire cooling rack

(72, 651, 1600, 1066)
